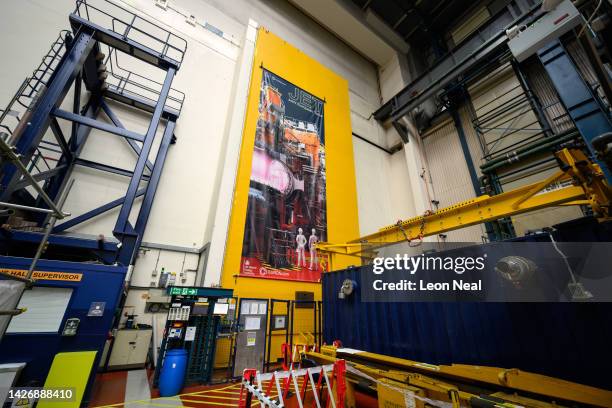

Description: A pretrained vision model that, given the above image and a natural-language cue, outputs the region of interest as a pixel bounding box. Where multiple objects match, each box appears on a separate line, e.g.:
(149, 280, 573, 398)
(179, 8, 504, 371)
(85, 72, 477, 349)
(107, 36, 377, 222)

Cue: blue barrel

(158, 349, 187, 396)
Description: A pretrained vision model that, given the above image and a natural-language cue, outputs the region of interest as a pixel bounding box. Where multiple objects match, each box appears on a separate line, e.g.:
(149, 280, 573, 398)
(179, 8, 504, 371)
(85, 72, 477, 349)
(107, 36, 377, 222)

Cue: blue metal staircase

(0, 0, 186, 266)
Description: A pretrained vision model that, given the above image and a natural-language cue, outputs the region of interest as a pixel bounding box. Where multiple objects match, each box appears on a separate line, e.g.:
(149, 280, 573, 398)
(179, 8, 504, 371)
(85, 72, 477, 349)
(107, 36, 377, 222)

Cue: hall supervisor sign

(358, 242, 612, 302)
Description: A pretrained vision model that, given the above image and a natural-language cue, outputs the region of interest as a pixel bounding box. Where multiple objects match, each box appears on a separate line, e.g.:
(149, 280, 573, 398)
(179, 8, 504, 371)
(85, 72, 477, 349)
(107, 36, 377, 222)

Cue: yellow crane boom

(317, 148, 612, 270)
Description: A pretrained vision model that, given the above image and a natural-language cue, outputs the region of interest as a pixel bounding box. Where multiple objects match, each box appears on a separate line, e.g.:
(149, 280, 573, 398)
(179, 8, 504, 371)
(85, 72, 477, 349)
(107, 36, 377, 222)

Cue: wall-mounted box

(508, 0, 581, 62)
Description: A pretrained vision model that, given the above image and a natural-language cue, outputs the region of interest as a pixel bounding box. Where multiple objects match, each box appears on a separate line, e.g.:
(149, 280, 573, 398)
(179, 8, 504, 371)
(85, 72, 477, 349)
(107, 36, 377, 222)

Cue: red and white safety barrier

(238, 360, 346, 408)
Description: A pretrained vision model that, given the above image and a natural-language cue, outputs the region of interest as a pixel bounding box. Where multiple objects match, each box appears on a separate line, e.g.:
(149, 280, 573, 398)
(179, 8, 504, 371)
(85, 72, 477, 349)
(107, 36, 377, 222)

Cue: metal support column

(113, 67, 176, 265)
(133, 121, 176, 252)
(537, 40, 612, 182)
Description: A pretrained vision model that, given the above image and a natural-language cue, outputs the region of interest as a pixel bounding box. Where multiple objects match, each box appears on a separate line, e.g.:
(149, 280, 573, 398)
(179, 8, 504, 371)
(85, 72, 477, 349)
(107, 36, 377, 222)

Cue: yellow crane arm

(317, 149, 611, 266)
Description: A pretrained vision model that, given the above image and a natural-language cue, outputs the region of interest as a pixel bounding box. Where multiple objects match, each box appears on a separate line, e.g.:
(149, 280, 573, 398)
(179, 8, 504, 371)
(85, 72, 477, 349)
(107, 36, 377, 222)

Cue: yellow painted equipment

(317, 148, 612, 270)
(306, 346, 612, 407)
(37, 351, 97, 408)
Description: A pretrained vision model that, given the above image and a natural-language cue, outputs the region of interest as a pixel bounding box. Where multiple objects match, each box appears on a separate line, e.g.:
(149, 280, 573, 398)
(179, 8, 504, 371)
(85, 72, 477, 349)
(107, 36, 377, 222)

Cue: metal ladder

(0, 30, 77, 219)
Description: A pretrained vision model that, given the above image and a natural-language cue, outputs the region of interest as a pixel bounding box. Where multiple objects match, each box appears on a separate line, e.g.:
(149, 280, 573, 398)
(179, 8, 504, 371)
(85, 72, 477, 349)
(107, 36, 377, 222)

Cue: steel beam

(75, 158, 150, 180)
(13, 166, 67, 191)
(114, 68, 175, 265)
(2, 229, 118, 252)
(53, 188, 146, 233)
(71, 72, 82, 151)
(49, 118, 73, 161)
(52, 108, 144, 142)
(537, 40, 612, 183)
(373, 4, 542, 123)
(100, 100, 154, 172)
(133, 120, 176, 252)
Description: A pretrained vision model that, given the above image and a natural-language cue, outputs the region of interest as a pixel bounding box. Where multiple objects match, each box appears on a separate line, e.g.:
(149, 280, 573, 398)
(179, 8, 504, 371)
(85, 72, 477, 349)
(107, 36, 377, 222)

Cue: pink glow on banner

(251, 148, 292, 194)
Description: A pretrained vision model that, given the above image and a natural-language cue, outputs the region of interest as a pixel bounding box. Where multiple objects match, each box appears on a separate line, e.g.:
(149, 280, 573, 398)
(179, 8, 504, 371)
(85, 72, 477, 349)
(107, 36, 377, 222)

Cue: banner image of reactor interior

(240, 70, 327, 282)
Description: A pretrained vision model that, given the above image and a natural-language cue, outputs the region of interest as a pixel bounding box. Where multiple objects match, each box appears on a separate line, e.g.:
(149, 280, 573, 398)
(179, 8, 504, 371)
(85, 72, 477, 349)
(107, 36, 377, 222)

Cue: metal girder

(71, 72, 82, 150)
(0, 138, 70, 219)
(49, 118, 72, 160)
(133, 120, 176, 252)
(100, 100, 154, 172)
(13, 166, 67, 191)
(317, 149, 611, 263)
(75, 158, 150, 180)
(52, 108, 144, 142)
(537, 40, 612, 184)
(52, 188, 146, 233)
(113, 67, 175, 265)
(373, 3, 543, 123)
(1, 229, 118, 252)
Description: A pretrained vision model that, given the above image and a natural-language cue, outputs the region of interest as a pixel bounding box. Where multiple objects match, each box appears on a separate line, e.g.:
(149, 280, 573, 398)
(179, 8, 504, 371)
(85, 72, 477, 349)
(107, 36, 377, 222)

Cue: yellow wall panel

(221, 28, 359, 300)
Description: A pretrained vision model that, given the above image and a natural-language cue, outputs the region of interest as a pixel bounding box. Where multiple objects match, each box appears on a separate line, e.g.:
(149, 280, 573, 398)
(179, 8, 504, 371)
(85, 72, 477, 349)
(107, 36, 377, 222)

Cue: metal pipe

(26, 179, 74, 279)
(0, 309, 25, 316)
(0, 201, 55, 214)
(481, 130, 578, 173)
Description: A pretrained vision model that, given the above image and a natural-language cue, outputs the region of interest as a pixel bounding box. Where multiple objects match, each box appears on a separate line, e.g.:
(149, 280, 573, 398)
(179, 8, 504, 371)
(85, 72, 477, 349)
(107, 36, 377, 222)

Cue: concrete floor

(89, 369, 242, 407)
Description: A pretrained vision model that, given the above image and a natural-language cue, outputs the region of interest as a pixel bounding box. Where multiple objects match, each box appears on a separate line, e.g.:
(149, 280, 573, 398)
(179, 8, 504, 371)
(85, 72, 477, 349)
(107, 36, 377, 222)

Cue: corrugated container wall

(322, 265, 612, 391)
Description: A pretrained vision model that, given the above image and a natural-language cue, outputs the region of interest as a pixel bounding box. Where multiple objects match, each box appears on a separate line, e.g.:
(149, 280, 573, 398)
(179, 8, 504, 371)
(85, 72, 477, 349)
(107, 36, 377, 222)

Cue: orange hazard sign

(0, 268, 83, 282)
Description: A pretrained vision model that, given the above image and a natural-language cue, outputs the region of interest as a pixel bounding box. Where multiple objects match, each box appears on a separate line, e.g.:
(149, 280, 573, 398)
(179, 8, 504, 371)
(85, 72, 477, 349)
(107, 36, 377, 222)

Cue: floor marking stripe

(197, 390, 242, 395)
(95, 383, 241, 407)
(181, 395, 240, 401)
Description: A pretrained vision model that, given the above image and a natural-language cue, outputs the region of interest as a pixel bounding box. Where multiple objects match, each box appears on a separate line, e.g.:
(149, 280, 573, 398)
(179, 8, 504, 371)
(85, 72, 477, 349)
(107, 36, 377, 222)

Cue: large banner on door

(240, 69, 327, 282)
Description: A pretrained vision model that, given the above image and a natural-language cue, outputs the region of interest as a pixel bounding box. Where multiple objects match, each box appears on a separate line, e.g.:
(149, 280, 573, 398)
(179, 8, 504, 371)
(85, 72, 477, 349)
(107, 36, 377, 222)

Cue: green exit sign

(169, 287, 197, 296)
(166, 286, 234, 298)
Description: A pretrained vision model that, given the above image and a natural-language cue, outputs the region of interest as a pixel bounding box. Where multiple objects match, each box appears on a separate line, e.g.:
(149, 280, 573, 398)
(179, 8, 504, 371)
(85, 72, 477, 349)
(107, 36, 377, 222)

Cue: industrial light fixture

(155, 0, 168, 11)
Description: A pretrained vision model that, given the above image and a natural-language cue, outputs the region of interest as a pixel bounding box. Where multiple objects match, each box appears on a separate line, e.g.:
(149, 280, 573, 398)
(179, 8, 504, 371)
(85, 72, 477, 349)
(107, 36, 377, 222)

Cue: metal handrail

(103, 45, 185, 113)
(0, 31, 70, 146)
(73, 0, 187, 64)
